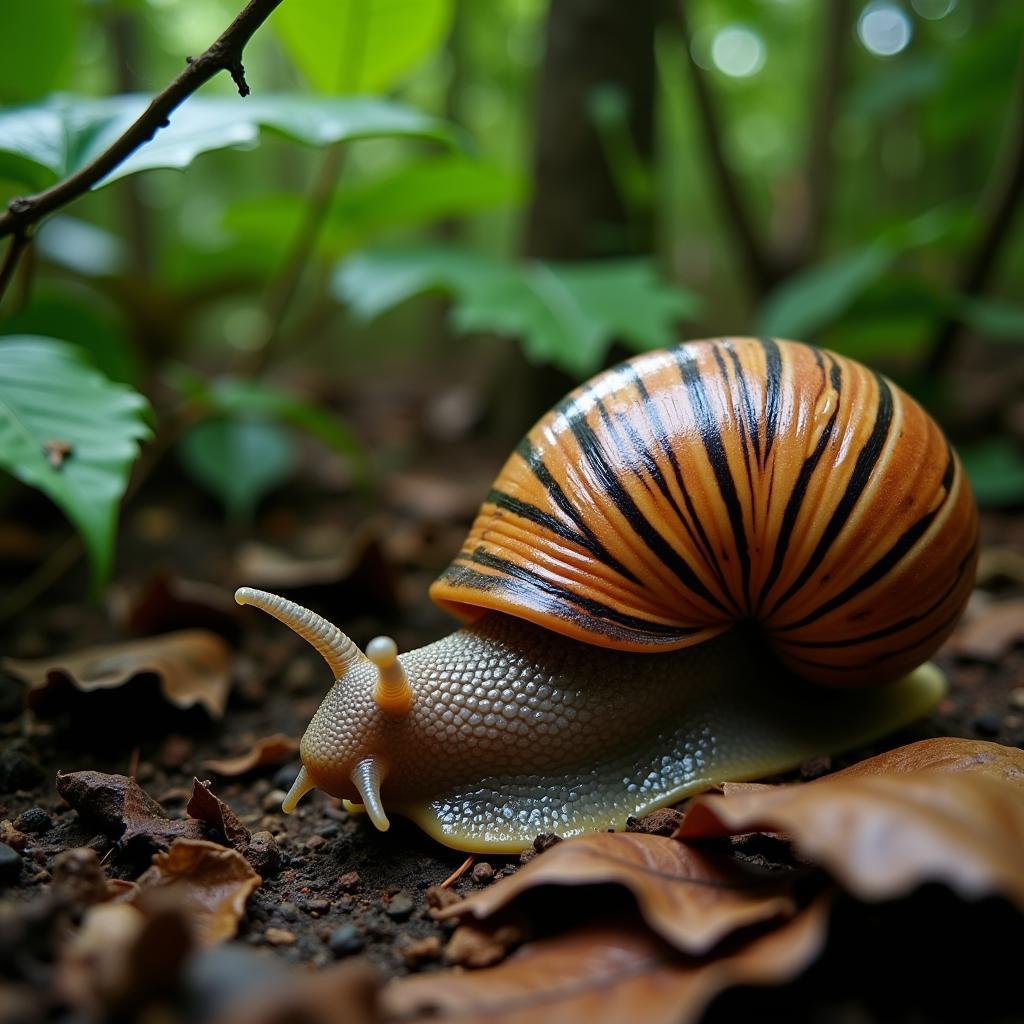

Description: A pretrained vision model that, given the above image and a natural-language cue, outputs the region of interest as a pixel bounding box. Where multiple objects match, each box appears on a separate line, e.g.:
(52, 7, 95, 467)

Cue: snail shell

(432, 337, 977, 686)
(236, 338, 977, 852)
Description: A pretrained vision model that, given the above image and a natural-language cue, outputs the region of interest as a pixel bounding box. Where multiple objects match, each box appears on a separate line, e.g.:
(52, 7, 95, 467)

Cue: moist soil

(1, 396, 1022, 1022)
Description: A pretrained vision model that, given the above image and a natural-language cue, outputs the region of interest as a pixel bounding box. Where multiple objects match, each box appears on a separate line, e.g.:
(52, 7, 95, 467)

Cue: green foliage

(0, 94, 456, 191)
(178, 418, 294, 521)
(0, 0, 78, 103)
(334, 247, 700, 376)
(274, 0, 453, 94)
(173, 372, 366, 515)
(0, 337, 151, 587)
(960, 440, 1024, 507)
(224, 156, 524, 256)
(958, 297, 1024, 342)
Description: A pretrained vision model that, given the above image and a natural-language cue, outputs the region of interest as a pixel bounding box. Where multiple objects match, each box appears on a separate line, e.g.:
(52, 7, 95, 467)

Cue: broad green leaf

(958, 297, 1024, 342)
(960, 439, 1024, 508)
(174, 373, 368, 481)
(224, 156, 525, 255)
(0, 94, 456, 191)
(756, 246, 896, 340)
(274, 0, 453, 94)
(0, 0, 78, 103)
(178, 417, 295, 521)
(0, 337, 151, 586)
(334, 247, 699, 377)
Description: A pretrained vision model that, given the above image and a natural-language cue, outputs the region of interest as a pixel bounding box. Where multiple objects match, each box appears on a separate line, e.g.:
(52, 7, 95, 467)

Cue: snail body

(237, 338, 977, 853)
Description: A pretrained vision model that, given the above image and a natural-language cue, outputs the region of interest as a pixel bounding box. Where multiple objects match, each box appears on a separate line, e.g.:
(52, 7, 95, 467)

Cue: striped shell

(430, 338, 978, 687)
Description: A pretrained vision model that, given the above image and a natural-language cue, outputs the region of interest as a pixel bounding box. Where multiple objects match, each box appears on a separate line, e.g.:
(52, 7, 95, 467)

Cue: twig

(0, 0, 284, 245)
(798, 0, 852, 263)
(925, 42, 1024, 378)
(441, 855, 475, 888)
(674, 2, 778, 294)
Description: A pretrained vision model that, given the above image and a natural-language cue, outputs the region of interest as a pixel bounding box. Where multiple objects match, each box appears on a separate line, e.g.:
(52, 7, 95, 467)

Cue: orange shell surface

(430, 339, 978, 687)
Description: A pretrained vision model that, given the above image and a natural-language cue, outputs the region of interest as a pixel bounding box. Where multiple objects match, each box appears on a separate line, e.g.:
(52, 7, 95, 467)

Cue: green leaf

(0, 337, 151, 586)
(177, 417, 295, 521)
(175, 373, 367, 482)
(959, 439, 1024, 508)
(274, 0, 453, 94)
(756, 246, 896, 340)
(224, 156, 525, 255)
(0, 0, 78, 104)
(334, 247, 699, 377)
(958, 297, 1024, 342)
(0, 94, 456, 191)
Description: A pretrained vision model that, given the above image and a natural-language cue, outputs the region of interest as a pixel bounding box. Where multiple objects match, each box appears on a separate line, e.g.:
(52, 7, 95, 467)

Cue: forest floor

(1, 368, 1023, 1023)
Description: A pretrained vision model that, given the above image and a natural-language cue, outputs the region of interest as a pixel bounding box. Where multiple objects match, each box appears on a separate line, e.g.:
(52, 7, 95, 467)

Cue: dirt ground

(1, 378, 1023, 1022)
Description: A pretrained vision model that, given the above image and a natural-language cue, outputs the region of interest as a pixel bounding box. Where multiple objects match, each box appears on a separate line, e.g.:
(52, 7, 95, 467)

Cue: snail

(235, 337, 977, 853)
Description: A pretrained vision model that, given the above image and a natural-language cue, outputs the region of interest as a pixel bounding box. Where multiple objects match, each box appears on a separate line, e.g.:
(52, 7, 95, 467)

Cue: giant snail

(235, 337, 977, 853)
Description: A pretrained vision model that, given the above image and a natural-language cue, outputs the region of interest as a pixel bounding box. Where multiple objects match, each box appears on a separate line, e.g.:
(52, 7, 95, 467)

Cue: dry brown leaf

(385, 897, 829, 1024)
(200, 734, 299, 776)
(828, 737, 1024, 783)
(56, 770, 206, 856)
(947, 599, 1024, 662)
(120, 569, 242, 640)
(7, 630, 231, 719)
(435, 831, 795, 955)
(676, 740, 1024, 909)
(185, 779, 251, 850)
(136, 839, 260, 944)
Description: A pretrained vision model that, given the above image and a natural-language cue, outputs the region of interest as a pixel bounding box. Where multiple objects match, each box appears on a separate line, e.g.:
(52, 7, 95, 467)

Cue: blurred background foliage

(0, 0, 1021, 600)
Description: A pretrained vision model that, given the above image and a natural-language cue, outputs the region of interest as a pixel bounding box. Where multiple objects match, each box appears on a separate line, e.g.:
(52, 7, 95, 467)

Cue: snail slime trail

(236, 338, 976, 853)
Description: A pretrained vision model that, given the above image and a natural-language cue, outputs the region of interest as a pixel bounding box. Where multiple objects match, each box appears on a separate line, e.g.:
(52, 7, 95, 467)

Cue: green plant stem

(246, 141, 348, 374)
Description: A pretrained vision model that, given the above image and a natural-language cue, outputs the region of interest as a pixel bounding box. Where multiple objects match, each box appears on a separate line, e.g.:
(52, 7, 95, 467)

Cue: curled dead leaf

(435, 831, 797, 956)
(7, 630, 231, 720)
(676, 739, 1024, 910)
(186, 779, 251, 850)
(136, 838, 260, 944)
(200, 734, 298, 776)
(385, 897, 830, 1024)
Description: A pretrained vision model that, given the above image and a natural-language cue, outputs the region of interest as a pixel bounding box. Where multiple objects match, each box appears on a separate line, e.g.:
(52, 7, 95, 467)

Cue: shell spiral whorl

(431, 338, 978, 686)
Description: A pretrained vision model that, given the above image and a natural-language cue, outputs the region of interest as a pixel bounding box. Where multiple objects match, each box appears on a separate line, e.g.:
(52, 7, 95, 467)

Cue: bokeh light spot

(711, 26, 766, 78)
(858, 2, 913, 57)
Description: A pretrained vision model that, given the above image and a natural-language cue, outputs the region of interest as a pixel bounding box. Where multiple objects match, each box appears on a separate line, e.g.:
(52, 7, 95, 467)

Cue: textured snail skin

(300, 614, 942, 853)
(242, 338, 977, 853)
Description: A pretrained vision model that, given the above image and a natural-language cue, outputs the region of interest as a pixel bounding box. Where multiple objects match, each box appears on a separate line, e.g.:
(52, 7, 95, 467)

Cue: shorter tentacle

(282, 765, 316, 813)
(235, 587, 366, 680)
(351, 757, 389, 831)
(366, 636, 413, 715)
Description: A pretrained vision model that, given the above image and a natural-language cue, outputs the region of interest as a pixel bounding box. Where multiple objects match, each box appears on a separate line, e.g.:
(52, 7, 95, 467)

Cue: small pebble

(14, 807, 52, 835)
(425, 885, 462, 915)
(328, 923, 364, 957)
(305, 835, 327, 852)
(262, 789, 288, 812)
(533, 833, 562, 853)
(0, 843, 22, 883)
(385, 890, 415, 920)
(264, 928, 295, 946)
(471, 862, 494, 884)
(245, 831, 282, 877)
(338, 870, 361, 892)
(974, 712, 1002, 738)
(303, 898, 331, 915)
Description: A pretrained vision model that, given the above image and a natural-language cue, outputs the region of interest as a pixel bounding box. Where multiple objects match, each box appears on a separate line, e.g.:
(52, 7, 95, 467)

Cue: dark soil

(1, 394, 1023, 1021)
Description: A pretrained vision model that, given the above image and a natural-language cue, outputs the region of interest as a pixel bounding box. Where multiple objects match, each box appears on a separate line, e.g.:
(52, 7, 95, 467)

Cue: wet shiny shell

(430, 338, 978, 687)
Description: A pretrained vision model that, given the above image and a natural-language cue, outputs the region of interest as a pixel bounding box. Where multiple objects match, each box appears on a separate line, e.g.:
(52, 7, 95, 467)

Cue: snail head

(234, 587, 414, 832)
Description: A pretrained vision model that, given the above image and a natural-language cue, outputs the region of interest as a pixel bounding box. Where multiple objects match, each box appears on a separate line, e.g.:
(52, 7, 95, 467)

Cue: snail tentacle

(351, 758, 389, 831)
(366, 635, 413, 715)
(282, 765, 315, 813)
(234, 587, 366, 680)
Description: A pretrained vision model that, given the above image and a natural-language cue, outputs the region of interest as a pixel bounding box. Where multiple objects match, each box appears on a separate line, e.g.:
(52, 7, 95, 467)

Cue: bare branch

(0, 0, 284, 246)
(926, 42, 1024, 378)
(674, 2, 778, 294)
